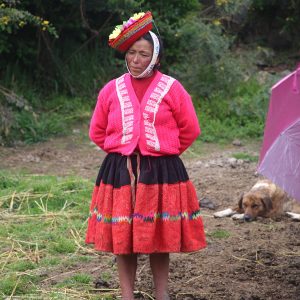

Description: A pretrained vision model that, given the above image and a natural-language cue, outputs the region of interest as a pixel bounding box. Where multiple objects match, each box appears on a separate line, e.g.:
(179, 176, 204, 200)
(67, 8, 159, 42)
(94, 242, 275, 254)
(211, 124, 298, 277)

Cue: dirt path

(0, 126, 299, 300)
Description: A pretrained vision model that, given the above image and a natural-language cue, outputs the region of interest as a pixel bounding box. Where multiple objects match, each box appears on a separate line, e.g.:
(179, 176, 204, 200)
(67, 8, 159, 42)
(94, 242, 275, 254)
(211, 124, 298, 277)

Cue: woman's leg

(150, 253, 170, 300)
(116, 254, 138, 300)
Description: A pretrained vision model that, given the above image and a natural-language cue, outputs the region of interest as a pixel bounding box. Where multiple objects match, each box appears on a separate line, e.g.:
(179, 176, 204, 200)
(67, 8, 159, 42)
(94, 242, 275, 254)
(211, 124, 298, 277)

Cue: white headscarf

(125, 31, 160, 79)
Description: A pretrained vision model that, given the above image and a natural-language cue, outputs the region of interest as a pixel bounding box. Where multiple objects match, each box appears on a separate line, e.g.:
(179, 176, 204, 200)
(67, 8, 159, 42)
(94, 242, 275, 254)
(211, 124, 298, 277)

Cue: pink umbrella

(258, 65, 300, 202)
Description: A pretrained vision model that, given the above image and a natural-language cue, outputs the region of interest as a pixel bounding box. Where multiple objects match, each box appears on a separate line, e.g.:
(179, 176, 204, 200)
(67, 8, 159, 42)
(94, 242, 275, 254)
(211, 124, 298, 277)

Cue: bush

(0, 93, 91, 145)
(197, 77, 272, 143)
(170, 16, 244, 98)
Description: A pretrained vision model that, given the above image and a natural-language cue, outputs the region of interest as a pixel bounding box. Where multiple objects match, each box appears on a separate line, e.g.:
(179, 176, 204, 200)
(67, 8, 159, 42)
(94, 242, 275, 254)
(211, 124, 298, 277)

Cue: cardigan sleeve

(89, 88, 109, 151)
(171, 81, 201, 154)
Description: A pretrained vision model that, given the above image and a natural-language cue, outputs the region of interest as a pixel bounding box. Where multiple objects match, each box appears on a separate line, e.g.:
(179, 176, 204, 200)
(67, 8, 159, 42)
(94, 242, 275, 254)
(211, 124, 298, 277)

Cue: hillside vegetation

(1, 0, 300, 145)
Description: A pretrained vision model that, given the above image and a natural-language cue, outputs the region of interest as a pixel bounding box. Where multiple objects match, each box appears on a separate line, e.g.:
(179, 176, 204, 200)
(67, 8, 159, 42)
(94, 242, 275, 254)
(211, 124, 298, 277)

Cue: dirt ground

(0, 125, 299, 300)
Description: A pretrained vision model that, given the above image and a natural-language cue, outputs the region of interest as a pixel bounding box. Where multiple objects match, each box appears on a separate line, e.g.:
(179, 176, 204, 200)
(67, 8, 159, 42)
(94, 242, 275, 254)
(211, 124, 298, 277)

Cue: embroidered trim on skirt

(85, 152, 206, 254)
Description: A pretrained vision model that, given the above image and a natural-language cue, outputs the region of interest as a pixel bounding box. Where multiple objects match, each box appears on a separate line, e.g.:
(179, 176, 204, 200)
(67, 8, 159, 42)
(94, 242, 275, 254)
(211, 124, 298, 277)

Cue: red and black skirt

(85, 152, 206, 254)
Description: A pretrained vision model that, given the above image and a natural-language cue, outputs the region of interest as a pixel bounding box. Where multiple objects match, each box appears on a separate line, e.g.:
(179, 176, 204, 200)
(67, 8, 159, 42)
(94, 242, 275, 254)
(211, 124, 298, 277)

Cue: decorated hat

(108, 11, 153, 52)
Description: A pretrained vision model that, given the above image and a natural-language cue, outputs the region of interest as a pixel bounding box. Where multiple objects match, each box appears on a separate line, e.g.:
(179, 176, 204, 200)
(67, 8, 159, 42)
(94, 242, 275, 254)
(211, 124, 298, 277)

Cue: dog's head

(238, 192, 273, 222)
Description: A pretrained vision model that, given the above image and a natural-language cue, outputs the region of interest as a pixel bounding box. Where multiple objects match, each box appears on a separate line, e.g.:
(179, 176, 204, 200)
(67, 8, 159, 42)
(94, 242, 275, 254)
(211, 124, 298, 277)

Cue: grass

(232, 152, 259, 162)
(56, 273, 92, 288)
(0, 274, 38, 296)
(208, 229, 231, 239)
(0, 171, 118, 299)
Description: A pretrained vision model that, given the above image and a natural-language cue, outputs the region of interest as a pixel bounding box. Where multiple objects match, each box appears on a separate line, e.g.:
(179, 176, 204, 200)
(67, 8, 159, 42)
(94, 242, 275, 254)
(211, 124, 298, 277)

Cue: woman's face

(125, 38, 153, 77)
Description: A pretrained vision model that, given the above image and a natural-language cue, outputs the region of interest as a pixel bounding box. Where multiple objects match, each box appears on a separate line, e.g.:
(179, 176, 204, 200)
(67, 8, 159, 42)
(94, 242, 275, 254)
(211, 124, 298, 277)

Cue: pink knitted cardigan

(89, 71, 200, 156)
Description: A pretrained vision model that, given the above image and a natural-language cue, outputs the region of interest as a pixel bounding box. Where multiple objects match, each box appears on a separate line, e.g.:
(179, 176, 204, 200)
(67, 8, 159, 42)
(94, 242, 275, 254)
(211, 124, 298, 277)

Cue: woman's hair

(139, 32, 163, 69)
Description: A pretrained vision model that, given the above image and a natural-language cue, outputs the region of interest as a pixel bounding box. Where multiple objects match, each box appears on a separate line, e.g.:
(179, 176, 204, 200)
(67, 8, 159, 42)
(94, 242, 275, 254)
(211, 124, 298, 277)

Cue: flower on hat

(131, 12, 145, 21)
(109, 25, 122, 40)
(109, 12, 146, 41)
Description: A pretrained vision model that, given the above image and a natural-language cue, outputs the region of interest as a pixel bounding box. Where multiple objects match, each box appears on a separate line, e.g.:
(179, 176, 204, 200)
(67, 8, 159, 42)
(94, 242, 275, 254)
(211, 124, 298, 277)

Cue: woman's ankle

(155, 290, 170, 300)
(116, 254, 137, 300)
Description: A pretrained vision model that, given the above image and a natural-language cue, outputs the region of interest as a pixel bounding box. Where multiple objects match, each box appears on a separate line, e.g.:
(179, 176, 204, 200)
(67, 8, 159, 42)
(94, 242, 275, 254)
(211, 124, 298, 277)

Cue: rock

(72, 128, 80, 134)
(195, 160, 203, 166)
(22, 154, 41, 163)
(228, 157, 237, 168)
(94, 278, 110, 288)
(232, 139, 243, 146)
(200, 197, 217, 210)
(237, 159, 244, 165)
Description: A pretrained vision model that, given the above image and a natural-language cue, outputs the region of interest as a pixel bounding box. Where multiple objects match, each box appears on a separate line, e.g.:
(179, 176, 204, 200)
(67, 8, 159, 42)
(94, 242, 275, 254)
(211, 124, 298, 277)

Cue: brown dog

(214, 179, 300, 221)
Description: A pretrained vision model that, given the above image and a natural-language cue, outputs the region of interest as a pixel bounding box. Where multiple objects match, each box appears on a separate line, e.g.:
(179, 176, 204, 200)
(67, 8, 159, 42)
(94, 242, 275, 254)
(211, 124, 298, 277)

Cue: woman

(86, 12, 206, 300)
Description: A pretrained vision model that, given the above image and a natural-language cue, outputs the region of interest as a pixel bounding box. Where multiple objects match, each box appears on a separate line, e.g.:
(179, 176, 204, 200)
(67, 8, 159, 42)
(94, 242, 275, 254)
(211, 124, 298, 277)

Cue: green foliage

(0, 0, 57, 56)
(1, 94, 91, 145)
(65, 48, 124, 96)
(1, 0, 299, 146)
(197, 77, 271, 143)
(0, 0, 140, 91)
(141, 0, 201, 67)
(13, 111, 66, 143)
(0, 0, 201, 95)
(212, 0, 253, 32)
(209, 78, 269, 121)
(201, 0, 300, 49)
(250, 0, 300, 48)
(170, 16, 243, 98)
(219, 0, 300, 49)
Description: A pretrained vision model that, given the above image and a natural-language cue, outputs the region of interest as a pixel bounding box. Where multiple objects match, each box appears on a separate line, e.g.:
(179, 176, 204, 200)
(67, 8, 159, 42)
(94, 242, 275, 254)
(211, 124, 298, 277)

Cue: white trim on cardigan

(116, 73, 175, 150)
